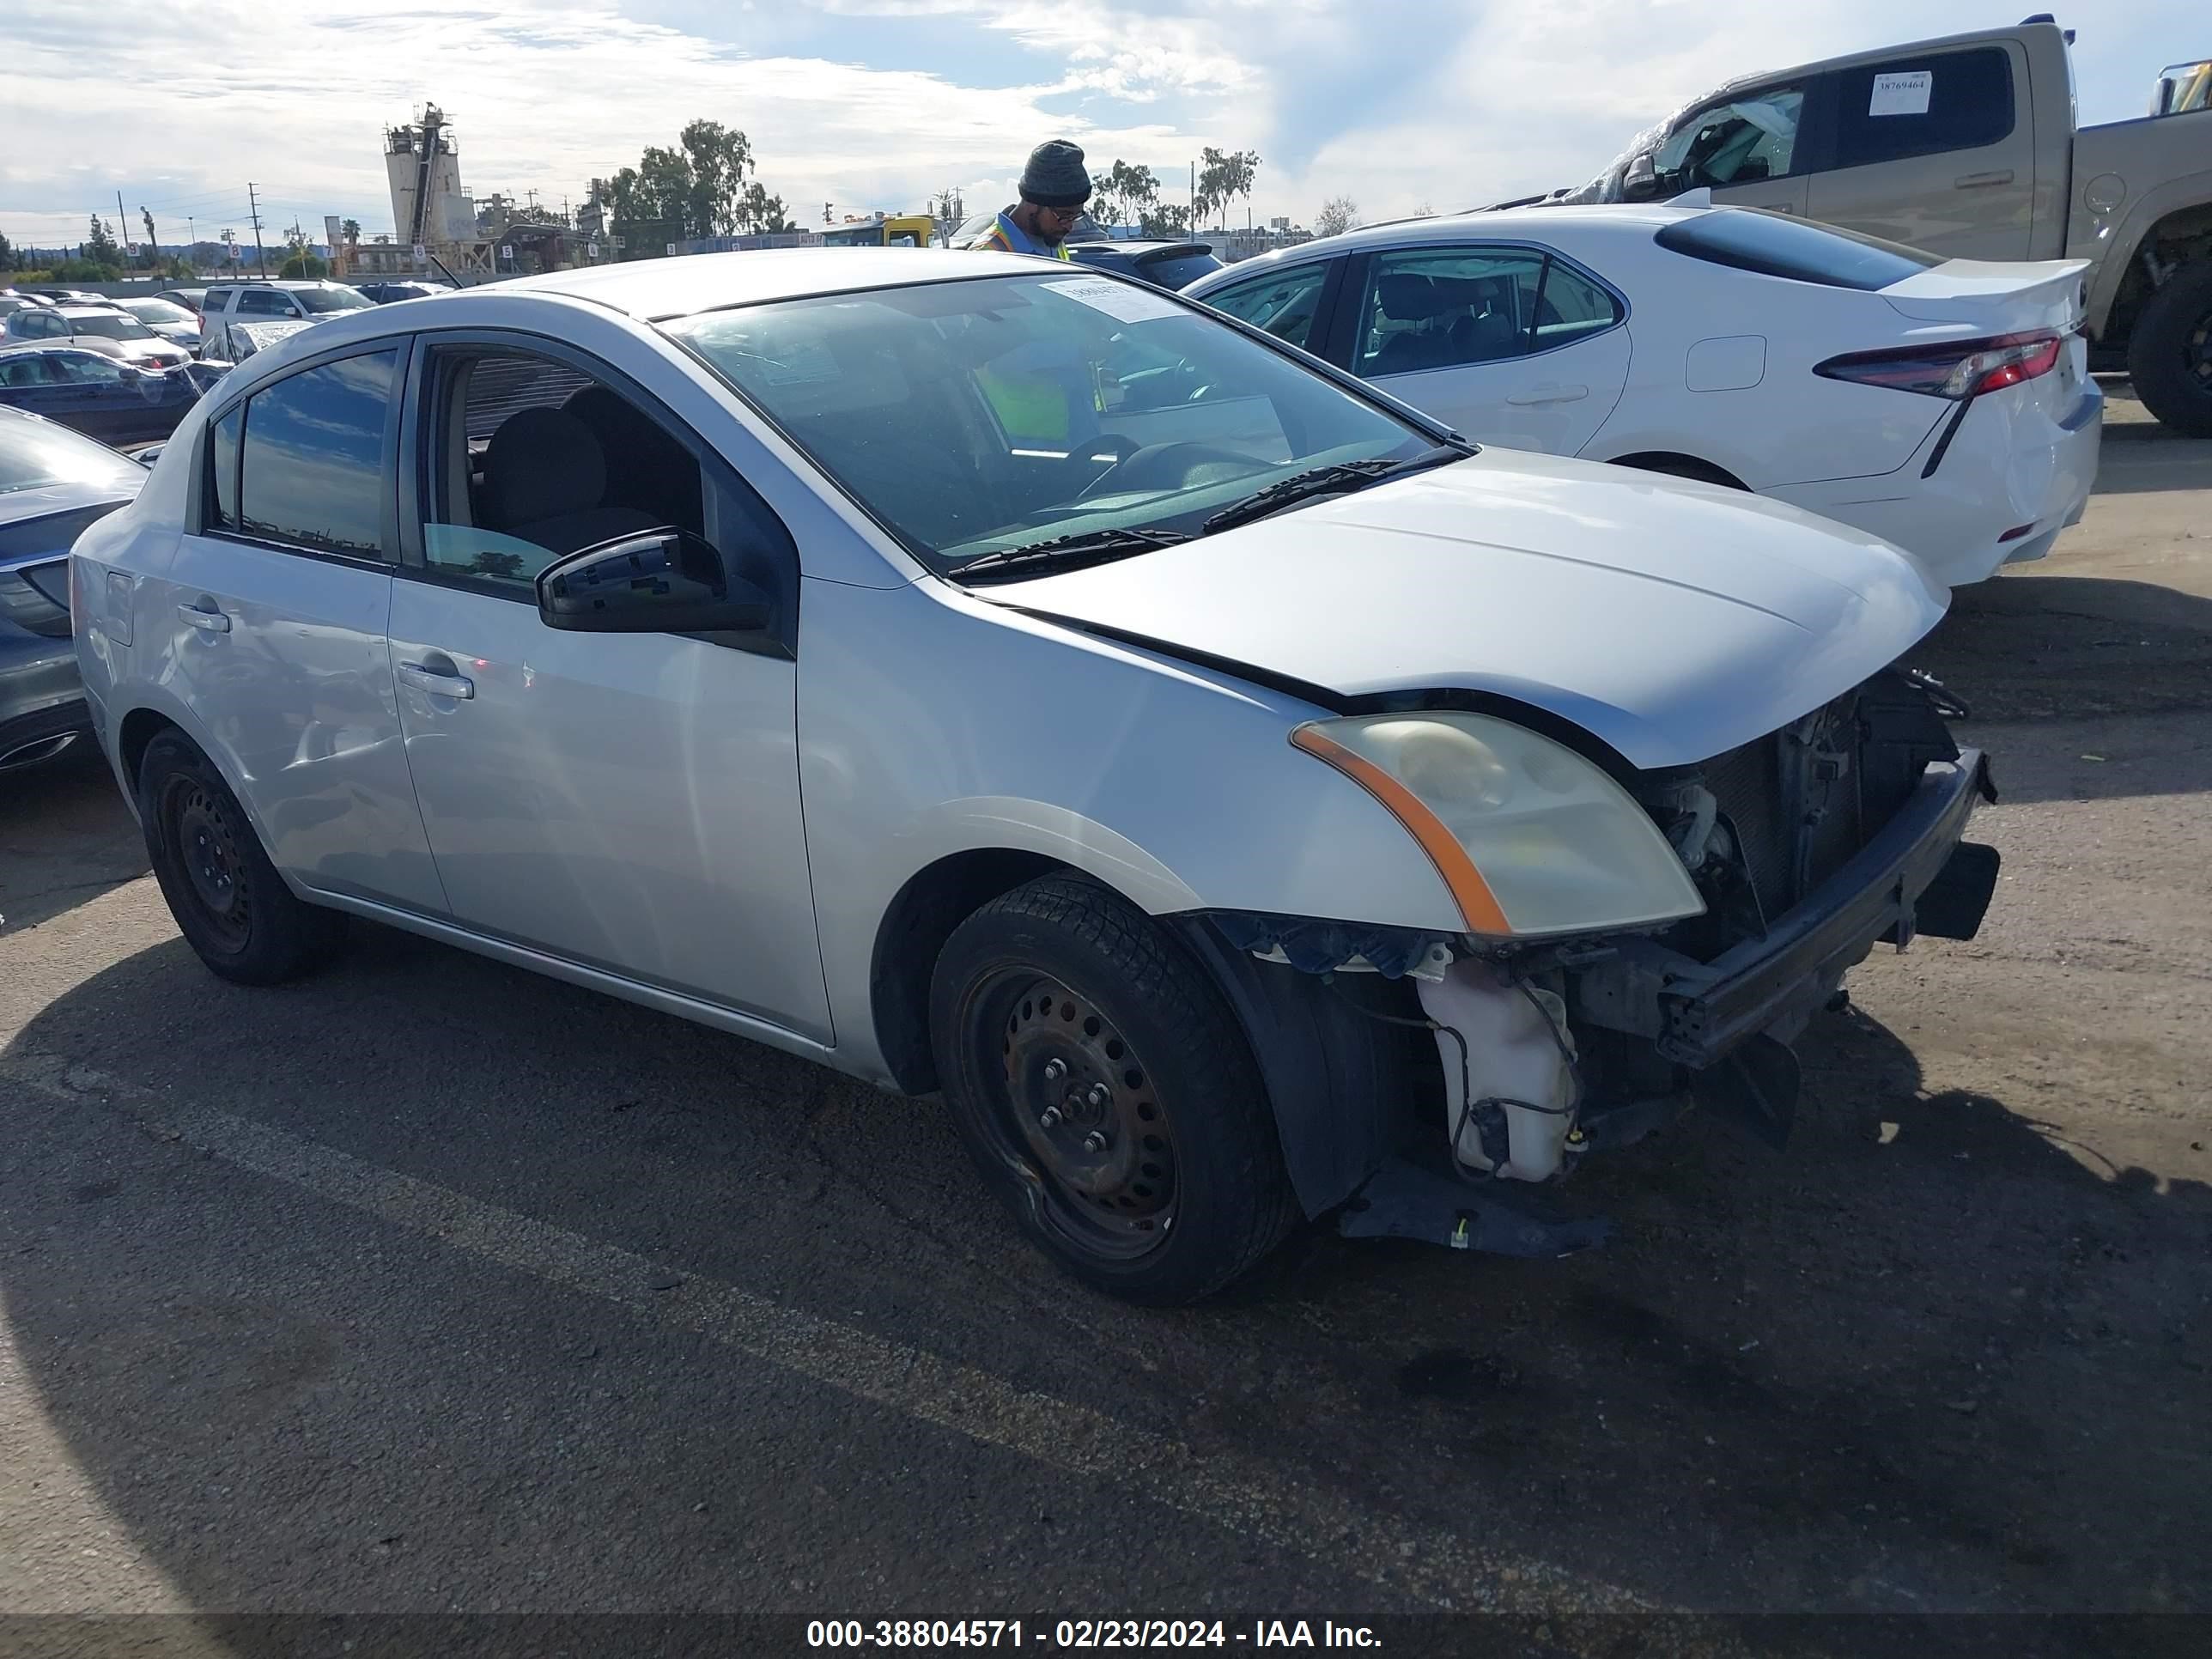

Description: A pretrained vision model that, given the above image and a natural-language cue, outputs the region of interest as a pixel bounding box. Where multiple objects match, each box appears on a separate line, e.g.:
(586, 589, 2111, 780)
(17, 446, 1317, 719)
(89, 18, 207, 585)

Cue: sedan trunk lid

(1881, 258, 2090, 335)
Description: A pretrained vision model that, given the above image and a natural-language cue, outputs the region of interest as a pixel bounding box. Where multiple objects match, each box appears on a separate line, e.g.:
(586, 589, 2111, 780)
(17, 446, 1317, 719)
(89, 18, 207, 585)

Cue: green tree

(86, 213, 122, 265)
(1312, 196, 1359, 238)
(1195, 147, 1261, 232)
(0, 230, 15, 273)
(679, 119, 753, 236)
(341, 218, 362, 246)
(279, 252, 329, 279)
(1091, 161, 1159, 230)
(738, 181, 798, 234)
(1139, 201, 1190, 239)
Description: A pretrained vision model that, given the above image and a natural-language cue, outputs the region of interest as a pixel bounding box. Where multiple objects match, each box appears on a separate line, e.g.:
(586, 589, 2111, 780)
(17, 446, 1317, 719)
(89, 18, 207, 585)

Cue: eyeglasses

(1037, 204, 1087, 224)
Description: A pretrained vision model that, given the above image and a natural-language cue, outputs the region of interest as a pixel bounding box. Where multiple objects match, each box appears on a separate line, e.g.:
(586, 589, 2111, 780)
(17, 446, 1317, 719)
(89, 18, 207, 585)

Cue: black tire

(137, 730, 347, 984)
(929, 875, 1297, 1304)
(2127, 261, 2212, 438)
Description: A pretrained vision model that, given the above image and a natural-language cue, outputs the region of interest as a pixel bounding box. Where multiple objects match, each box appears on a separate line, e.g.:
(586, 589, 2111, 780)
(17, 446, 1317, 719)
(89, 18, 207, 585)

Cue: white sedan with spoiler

(1187, 202, 2101, 588)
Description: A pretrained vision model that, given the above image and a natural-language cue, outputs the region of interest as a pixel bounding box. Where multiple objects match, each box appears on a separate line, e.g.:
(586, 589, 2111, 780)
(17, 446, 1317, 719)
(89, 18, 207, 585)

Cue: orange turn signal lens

(1290, 723, 1512, 936)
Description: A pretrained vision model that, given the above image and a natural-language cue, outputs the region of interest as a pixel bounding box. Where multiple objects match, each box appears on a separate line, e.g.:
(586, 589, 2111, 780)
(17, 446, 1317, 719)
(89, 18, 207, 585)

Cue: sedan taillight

(1814, 331, 2065, 399)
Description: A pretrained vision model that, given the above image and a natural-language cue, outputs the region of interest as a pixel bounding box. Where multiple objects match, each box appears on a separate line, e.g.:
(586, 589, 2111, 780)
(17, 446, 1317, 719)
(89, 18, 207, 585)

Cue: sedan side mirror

(1621, 152, 1661, 202)
(537, 527, 773, 635)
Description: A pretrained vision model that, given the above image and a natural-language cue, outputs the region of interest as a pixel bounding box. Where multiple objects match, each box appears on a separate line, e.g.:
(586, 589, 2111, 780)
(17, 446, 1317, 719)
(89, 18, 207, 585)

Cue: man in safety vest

(957, 140, 1091, 258)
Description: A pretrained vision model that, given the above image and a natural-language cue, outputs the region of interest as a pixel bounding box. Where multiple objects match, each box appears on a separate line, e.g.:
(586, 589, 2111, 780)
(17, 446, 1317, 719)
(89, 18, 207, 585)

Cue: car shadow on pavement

(0, 742, 147, 936)
(3, 921, 2207, 1622)
(1915, 574, 2212, 806)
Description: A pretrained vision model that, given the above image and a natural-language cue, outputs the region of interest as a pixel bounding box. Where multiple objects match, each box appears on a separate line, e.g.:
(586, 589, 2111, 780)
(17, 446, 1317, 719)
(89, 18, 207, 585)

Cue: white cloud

(2, 0, 2201, 252)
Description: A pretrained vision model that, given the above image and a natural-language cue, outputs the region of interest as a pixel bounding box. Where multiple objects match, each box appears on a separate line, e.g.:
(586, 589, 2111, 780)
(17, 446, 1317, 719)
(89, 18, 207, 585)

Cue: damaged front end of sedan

(1179, 669, 2000, 1261)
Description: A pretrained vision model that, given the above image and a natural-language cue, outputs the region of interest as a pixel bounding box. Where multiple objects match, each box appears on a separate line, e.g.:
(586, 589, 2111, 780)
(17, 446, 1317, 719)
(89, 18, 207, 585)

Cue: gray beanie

(1019, 140, 1091, 210)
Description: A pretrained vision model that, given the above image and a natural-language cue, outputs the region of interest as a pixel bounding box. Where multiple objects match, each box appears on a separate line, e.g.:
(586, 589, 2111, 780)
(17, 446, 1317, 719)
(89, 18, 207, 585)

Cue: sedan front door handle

(1954, 169, 2016, 189)
(177, 603, 230, 634)
(398, 661, 475, 700)
(1506, 384, 1589, 406)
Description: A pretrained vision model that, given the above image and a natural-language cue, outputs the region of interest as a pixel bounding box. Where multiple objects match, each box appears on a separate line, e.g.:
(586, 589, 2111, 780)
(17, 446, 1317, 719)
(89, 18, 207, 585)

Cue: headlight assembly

(1291, 713, 1705, 938)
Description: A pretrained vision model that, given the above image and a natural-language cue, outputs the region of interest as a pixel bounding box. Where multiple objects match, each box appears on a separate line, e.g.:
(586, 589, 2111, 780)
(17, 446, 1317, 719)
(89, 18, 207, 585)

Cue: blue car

(0, 345, 228, 447)
(0, 407, 145, 769)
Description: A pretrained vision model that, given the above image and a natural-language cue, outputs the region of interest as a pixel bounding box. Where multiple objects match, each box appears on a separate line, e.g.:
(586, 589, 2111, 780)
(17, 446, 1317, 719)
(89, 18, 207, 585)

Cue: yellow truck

(821, 215, 935, 249)
(1547, 18, 2212, 434)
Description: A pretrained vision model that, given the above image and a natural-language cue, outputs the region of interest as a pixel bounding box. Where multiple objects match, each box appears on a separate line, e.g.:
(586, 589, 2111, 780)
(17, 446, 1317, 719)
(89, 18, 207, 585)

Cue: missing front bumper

(1576, 752, 1994, 1074)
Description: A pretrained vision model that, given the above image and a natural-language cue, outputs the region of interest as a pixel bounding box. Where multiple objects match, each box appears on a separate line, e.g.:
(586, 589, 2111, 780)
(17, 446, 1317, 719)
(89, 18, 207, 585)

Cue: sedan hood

(986, 450, 1948, 769)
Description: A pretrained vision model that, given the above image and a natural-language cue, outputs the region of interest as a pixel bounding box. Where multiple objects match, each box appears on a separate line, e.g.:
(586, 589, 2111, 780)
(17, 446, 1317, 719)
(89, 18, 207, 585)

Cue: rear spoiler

(1134, 242, 1212, 263)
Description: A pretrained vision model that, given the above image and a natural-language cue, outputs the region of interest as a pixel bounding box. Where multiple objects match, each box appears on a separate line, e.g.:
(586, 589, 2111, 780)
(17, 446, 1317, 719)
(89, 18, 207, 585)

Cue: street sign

(413, 242, 427, 263)
(324, 216, 343, 248)
(501, 245, 514, 259)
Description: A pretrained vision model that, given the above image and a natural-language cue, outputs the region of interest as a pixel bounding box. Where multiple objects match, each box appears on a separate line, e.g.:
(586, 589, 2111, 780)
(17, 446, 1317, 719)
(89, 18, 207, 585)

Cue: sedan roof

(1182, 203, 1708, 290)
(498, 247, 1069, 320)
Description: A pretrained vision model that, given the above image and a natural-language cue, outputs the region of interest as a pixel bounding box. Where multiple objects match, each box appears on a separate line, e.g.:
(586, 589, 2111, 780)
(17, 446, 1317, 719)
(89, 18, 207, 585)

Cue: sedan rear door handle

(1954, 169, 2015, 189)
(398, 661, 475, 700)
(1506, 384, 1589, 406)
(177, 603, 229, 634)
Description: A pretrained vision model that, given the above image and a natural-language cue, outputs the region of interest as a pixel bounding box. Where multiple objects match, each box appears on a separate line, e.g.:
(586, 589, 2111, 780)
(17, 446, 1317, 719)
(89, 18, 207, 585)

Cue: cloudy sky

(0, 0, 2197, 252)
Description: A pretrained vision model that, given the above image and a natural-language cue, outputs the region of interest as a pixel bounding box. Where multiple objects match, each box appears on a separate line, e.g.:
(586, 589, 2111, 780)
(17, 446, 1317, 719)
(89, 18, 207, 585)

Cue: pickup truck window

(1655, 87, 1805, 189)
(1655, 210, 1941, 291)
(1832, 48, 2014, 169)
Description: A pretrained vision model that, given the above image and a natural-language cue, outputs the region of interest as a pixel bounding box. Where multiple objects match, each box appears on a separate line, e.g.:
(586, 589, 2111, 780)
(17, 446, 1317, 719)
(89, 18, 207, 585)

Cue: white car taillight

(1814, 331, 2066, 399)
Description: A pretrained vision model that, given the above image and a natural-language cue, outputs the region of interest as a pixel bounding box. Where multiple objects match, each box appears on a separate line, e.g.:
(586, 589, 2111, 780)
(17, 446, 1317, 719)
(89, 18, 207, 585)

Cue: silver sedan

(70, 250, 1995, 1301)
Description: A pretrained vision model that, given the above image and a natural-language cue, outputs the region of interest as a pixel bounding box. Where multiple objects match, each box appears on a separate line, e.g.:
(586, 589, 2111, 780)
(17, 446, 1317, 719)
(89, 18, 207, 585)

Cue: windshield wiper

(1200, 444, 1473, 535)
(953, 525, 1194, 582)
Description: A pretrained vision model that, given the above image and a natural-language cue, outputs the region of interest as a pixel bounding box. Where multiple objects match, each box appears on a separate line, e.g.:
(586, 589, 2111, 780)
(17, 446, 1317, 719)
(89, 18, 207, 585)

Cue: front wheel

(2127, 262, 2212, 438)
(929, 876, 1297, 1304)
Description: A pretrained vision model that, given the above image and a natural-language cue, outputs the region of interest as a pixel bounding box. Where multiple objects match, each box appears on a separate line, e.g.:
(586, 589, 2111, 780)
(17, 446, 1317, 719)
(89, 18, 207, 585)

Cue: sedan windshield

(296, 286, 372, 313)
(121, 299, 197, 326)
(664, 272, 1438, 571)
(0, 412, 148, 495)
(70, 313, 155, 341)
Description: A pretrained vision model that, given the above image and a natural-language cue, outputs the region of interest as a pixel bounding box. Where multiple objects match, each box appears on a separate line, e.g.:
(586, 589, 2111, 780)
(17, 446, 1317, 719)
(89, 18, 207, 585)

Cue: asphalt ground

(2, 384, 2206, 1658)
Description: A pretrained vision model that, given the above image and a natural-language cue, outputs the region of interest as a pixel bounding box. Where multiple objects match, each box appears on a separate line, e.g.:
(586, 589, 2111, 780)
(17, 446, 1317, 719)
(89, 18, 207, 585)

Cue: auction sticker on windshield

(1043, 276, 1185, 325)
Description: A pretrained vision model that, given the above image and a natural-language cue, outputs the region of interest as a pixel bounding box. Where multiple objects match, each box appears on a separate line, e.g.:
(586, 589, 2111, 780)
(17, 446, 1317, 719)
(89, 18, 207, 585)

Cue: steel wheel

(986, 972, 1178, 1261)
(166, 775, 252, 949)
(136, 728, 348, 985)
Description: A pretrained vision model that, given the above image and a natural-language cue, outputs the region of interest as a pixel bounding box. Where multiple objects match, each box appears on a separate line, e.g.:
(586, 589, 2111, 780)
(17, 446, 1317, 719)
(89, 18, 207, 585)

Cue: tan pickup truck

(1549, 20, 2212, 435)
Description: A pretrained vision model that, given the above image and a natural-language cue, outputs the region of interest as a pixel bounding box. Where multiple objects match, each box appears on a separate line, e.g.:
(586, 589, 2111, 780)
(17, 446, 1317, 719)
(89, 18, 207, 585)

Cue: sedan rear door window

(1355, 247, 1547, 374)
(235, 349, 398, 557)
(1200, 263, 1331, 349)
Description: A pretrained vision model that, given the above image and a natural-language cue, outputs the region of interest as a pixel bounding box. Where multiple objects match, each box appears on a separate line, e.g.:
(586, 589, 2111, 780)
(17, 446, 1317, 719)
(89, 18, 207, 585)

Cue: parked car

(0, 346, 227, 445)
(1540, 18, 2212, 434)
(112, 295, 204, 354)
(1, 407, 145, 770)
(73, 249, 1996, 1303)
(155, 287, 209, 316)
(3, 304, 193, 372)
(1185, 203, 2100, 588)
(1066, 239, 1225, 290)
(198, 280, 373, 361)
(24, 289, 103, 305)
(350, 280, 454, 304)
(0, 297, 41, 319)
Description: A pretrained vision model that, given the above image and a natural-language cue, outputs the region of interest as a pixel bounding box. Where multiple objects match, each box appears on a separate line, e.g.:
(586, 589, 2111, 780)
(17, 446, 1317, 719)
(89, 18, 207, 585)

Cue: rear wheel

(2128, 261, 2212, 438)
(929, 875, 1296, 1304)
(137, 731, 348, 984)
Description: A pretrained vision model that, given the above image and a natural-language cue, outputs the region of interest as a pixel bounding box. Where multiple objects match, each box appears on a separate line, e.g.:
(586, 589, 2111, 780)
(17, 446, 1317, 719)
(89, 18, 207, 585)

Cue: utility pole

(246, 182, 268, 276)
(116, 190, 128, 261)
